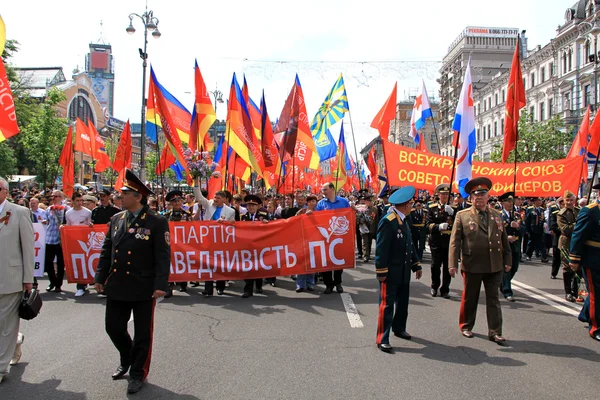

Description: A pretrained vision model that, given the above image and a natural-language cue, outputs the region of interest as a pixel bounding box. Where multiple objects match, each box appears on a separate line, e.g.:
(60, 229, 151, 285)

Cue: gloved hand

(444, 205, 454, 216)
(510, 221, 519, 228)
(439, 223, 449, 231)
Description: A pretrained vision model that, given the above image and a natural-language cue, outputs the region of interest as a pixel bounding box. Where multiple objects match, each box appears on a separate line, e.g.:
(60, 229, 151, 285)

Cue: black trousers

(411, 231, 426, 260)
(322, 269, 343, 287)
(356, 228, 363, 256)
(459, 270, 503, 336)
(105, 298, 155, 381)
(243, 279, 263, 294)
(551, 246, 561, 277)
(44, 243, 65, 288)
(204, 281, 225, 294)
(376, 281, 410, 345)
(526, 233, 547, 259)
(563, 269, 582, 296)
(430, 248, 451, 294)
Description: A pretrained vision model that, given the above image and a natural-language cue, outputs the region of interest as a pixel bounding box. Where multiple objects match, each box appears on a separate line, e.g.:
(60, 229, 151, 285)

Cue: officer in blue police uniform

(375, 186, 422, 353)
(94, 169, 171, 394)
(409, 200, 427, 260)
(569, 183, 600, 342)
(499, 192, 521, 302)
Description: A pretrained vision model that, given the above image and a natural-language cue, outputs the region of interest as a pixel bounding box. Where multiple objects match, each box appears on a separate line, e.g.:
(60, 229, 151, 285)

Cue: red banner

(60, 210, 356, 284)
(383, 141, 583, 197)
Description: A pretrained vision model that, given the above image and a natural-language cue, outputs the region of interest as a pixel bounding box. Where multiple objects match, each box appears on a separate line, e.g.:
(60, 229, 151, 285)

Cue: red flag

(190, 60, 216, 151)
(568, 106, 590, 158)
(588, 112, 600, 159)
(502, 37, 526, 163)
(367, 147, 379, 192)
(371, 83, 397, 141)
(59, 126, 75, 197)
(155, 145, 176, 176)
(112, 121, 132, 172)
(74, 118, 93, 156)
(89, 122, 111, 173)
(0, 59, 19, 142)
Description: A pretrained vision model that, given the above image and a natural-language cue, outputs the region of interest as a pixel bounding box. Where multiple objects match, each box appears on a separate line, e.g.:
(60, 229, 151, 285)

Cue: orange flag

(568, 106, 590, 158)
(0, 58, 19, 142)
(113, 121, 132, 190)
(59, 126, 75, 197)
(74, 118, 93, 156)
(371, 83, 397, 141)
(89, 122, 111, 173)
(190, 60, 216, 151)
(587, 111, 600, 160)
(155, 145, 176, 176)
(502, 36, 526, 163)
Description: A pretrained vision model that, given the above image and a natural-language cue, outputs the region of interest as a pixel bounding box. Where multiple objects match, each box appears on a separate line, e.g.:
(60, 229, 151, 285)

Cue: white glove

(438, 223, 449, 231)
(444, 205, 454, 216)
(510, 221, 519, 229)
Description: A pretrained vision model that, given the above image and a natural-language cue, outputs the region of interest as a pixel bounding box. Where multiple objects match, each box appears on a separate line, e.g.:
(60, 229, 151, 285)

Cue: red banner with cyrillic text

(60, 210, 356, 284)
(382, 141, 583, 197)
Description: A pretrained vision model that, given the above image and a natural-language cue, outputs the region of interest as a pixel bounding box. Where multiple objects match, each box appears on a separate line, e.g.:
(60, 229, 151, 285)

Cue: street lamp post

(126, 5, 161, 181)
(208, 88, 224, 144)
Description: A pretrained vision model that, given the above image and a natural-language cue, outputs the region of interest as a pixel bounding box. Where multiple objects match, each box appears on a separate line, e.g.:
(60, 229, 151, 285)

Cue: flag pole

(224, 123, 232, 190)
(153, 113, 167, 211)
(335, 140, 343, 192)
(512, 127, 519, 194)
(448, 129, 461, 197)
(429, 114, 442, 155)
(347, 112, 363, 189)
(587, 147, 600, 201)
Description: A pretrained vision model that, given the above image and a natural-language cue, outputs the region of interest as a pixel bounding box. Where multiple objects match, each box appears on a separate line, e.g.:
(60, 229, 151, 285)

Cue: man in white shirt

(65, 192, 92, 297)
(29, 198, 46, 223)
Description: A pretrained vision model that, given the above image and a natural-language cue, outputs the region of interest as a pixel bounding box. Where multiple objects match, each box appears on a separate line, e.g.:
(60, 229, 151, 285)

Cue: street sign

(106, 116, 126, 131)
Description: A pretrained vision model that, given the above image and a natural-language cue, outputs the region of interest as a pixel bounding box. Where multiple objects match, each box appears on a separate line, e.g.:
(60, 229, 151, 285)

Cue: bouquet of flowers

(355, 204, 374, 234)
(183, 148, 222, 180)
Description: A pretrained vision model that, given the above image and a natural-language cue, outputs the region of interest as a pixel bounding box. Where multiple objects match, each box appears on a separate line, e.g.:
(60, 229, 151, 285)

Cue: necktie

(127, 212, 135, 229)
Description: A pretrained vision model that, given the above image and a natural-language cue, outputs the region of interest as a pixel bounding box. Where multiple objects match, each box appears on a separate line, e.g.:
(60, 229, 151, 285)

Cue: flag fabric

(225, 72, 264, 177)
(208, 135, 227, 198)
(150, 67, 188, 172)
(112, 120, 132, 173)
(0, 58, 19, 142)
(242, 76, 263, 141)
(452, 59, 477, 198)
(155, 145, 176, 176)
(371, 83, 397, 141)
(409, 80, 433, 151)
(568, 106, 590, 158)
(89, 122, 111, 172)
(0, 15, 6, 55)
(190, 59, 216, 151)
(502, 36, 526, 163)
(367, 146, 379, 192)
(170, 161, 185, 181)
(59, 126, 75, 198)
(587, 111, 600, 163)
(260, 92, 281, 189)
(311, 74, 349, 160)
(146, 70, 193, 144)
(73, 118, 93, 156)
(331, 123, 349, 191)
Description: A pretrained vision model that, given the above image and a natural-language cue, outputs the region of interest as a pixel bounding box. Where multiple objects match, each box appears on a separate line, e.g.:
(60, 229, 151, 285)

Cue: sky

(2, 0, 572, 154)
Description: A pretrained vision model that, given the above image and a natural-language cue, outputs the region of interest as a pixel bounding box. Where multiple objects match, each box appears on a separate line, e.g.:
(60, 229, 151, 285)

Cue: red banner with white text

(383, 141, 583, 197)
(60, 210, 356, 284)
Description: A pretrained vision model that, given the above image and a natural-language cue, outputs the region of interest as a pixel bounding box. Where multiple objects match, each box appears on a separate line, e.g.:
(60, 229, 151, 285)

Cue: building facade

(389, 99, 440, 154)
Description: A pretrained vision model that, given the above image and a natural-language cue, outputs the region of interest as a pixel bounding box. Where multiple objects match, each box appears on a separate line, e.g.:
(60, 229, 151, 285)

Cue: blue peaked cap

(388, 186, 416, 205)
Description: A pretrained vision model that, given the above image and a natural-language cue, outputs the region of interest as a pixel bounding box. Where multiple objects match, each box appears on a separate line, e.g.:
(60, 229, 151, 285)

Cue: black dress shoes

(430, 289, 437, 297)
(335, 284, 344, 293)
(461, 330, 474, 338)
(441, 292, 450, 299)
(242, 292, 253, 298)
(111, 365, 130, 380)
(46, 285, 55, 292)
(565, 294, 576, 302)
(592, 333, 600, 342)
(394, 331, 412, 340)
(201, 291, 213, 297)
(54, 287, 62, 293)
(127, 379, 144, 394)
(377, 343, 394, 353)
(164, 289, 173, 298)
(324, 286, 334, 294)
(489, 334, 506, 344)
(216, 289, 224, 296)
(256, 288, 264, 294)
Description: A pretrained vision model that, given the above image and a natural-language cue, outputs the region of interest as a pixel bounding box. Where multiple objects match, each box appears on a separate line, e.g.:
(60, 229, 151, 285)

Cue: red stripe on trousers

(586, 269, 598, 337)
(376, 281, 387, 344)
(142, 299, 156, 381)
(459, 270, 468, 331)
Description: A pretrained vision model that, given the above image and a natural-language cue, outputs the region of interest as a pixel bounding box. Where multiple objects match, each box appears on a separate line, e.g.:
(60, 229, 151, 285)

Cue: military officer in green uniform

(499, 192, 521, 301)
(569, 184, 600, 342)
(94, 169, 171, 394)
(375, 186, 422, 353)
(163, 189, 192, 297)
(558, 191, 581, 302)
(241, 195, 271, 298)
(426, 183, 457, 298)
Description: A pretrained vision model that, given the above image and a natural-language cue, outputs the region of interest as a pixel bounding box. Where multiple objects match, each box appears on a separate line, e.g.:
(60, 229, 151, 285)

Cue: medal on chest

(397, 229, 403, 239)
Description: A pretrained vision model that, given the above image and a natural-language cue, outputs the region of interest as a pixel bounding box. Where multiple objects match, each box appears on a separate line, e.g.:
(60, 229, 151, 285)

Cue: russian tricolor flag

(409, 80, 433, 150)
(452, 59, 477, 198)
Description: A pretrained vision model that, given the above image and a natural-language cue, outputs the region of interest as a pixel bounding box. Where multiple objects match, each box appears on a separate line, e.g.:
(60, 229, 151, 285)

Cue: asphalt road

(1, 250, 598, 400)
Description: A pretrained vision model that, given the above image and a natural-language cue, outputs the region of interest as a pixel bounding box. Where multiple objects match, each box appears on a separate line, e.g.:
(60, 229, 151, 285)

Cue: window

(483, 101, 487, 112)
(523, 77, 527, 90)
(585, 41, 591, 63)
(529, 106, 535, 121)
(495, 93, 498, 106)
(530, 72, 535, 88)
(585, 84, 591, 107)
(550, 61, 555, 76)
(494, 121, 498, 136)
(541, 67, 546, 83)
(549, 98, 554, 116)
(568, 48, 573, 71)
(489, 97, 492, 109)
(562, 53, 567, 75)
(564, 92, 571, 111)
(540, 102, 545, 121)
(477, 104, 481, 114)
(501, 89, 506, 102)
(501, 118, 505, 134)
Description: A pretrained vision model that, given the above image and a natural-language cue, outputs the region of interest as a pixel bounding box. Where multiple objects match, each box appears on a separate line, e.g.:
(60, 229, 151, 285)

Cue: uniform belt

(514, 236, 519, 240)
(585, 240, 600, 248)
(413, 223, 425, 227)
(441, 230, 452, 235)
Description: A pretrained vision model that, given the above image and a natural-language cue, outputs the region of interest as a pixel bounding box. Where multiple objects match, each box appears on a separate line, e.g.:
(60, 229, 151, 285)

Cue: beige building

(389, 98, 440, 154)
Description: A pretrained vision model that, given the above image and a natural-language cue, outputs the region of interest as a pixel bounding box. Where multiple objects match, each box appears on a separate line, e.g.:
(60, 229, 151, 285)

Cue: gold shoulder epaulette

(553, 209, 560, 215)
(586, 202, 599, 209)
(527, 206, 534, 209)
(386, 213, 396, 221)
(428, 203, 438, 208)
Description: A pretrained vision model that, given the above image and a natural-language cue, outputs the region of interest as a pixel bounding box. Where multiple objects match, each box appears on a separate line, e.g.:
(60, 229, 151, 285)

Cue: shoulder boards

(574, 206, 581, 210)
(586, 203, 598, 209)
(553, 210, 560, 214)
(527, 206, 534, 209)
(386, 213, 396, 221)
(428, 203, 438, 208)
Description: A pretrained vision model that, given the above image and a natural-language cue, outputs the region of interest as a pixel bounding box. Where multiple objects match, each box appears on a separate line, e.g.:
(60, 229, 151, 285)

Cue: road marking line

(340, 293, 364, 328)
(512, 281, 580, 317)
(129, 296, 163, 323)
(512, 280, 581, 310)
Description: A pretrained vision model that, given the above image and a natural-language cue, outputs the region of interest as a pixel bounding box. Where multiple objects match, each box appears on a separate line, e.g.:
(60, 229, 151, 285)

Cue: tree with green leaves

(20, 87, 67, 189)
(0, 142, 15, 179)
(490, 111, 573, 163)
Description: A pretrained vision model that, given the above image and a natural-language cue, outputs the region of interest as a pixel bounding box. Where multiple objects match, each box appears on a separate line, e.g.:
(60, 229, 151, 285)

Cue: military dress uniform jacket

(570, 203, 600, 271)
(500, 208, 521, 252)
(557, 207, 579, 250)
(164, 209, 193, 222)
(550, 207, 561, 247)
(241, 211, 270, 222)
(426, 202, 457, 249)
(526, 206, 545, 235)
(94, 206, 171, 301)
(449, 207, 512, 274)
(375, 211, 421, 285)
(409, 208, 427, 233)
